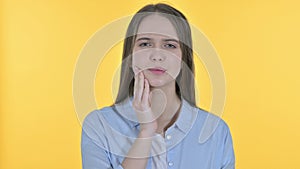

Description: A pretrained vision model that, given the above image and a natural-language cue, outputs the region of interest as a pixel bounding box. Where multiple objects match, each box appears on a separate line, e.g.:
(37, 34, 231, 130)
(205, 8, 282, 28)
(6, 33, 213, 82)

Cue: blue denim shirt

(81, 97, 235, 169)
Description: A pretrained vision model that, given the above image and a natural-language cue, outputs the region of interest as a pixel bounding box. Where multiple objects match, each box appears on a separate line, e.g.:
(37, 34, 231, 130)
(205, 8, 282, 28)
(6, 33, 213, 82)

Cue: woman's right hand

(132, 67, 158, 137)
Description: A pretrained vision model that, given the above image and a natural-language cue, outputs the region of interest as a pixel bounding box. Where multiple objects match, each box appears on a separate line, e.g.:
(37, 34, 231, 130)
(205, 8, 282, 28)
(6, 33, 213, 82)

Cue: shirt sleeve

(221, 123, 235, 169)
(81, 111, 124, 169)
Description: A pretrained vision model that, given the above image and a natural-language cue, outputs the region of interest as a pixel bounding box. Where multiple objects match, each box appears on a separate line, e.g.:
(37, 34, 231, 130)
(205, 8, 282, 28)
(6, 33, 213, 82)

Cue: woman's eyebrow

(136, 37, 151, 42)
(136, 37, 179, 43)
(163, 38, 179, 43)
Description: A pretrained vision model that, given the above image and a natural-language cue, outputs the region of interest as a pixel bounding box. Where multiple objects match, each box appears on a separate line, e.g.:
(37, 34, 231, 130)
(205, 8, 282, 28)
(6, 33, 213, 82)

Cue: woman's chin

(148, 80, 165, 88)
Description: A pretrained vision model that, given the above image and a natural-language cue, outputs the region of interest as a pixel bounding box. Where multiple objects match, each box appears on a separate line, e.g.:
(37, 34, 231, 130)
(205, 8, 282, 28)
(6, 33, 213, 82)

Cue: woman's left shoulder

(196, 107, 230, 128)
(193, 107, 232, 142)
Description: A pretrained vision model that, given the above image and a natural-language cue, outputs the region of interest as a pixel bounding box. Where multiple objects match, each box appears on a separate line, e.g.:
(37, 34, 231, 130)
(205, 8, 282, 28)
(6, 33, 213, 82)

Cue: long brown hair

(114, 3, 196, 107)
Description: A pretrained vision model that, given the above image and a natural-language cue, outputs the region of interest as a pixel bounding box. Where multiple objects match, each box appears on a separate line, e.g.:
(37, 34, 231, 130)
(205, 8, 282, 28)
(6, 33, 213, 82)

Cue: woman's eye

(138, 42, 152, 47)
(164, 44, 177, 48)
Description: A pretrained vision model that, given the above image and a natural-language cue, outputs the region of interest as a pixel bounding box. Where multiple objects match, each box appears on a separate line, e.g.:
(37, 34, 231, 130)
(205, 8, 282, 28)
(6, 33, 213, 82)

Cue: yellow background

(1, 0, 300, 168)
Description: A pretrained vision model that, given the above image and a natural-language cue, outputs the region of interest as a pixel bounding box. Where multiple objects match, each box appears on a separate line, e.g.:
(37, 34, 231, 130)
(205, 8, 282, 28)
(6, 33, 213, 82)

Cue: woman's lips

(148, 68, 166, 75)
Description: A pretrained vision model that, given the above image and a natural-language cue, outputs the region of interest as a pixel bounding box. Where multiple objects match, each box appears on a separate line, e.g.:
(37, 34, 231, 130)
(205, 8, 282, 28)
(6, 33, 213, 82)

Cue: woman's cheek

(132, 51, 149, 71)
(168, 60, 181, 79)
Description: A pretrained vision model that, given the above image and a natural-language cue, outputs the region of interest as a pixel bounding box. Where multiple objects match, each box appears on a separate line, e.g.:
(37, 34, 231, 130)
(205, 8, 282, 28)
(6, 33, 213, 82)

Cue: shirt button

(166, 135, 172, 140)
(168, 162, 174, 166)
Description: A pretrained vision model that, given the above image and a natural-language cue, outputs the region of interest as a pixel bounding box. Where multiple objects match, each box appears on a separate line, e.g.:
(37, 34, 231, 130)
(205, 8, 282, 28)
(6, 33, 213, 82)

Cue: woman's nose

(149, 49, 166, 62)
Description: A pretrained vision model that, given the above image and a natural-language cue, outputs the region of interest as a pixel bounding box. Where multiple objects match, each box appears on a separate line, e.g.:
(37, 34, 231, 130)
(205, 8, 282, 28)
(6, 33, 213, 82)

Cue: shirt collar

(174, 98, 198, 133)
(114, 96, 198, 133)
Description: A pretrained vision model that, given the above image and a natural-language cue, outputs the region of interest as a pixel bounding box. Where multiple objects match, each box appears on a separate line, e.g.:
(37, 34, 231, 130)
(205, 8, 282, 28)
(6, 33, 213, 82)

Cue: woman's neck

(150, 81, 182, 134)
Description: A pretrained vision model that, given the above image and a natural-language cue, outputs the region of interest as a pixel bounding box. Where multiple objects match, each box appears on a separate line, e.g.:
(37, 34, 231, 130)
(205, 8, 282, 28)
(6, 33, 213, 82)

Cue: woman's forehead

(136, 14, 179, 40)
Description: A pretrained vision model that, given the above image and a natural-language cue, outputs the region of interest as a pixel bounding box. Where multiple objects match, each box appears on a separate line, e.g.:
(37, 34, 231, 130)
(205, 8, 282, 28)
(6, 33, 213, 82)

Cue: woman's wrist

(139, 128, 156, 138)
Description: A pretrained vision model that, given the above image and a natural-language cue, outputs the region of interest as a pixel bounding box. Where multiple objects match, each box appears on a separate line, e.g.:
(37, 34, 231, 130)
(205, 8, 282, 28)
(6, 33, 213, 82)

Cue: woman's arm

(121, 130, 154, 169)
(81, 128, 124, 169)
(221, 123, 235, 169)
(121, 70, 157, 169)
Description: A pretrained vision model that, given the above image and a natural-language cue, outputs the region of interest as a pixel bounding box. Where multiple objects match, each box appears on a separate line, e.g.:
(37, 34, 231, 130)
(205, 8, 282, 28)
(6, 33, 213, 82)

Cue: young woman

(81, 3, 235, 169)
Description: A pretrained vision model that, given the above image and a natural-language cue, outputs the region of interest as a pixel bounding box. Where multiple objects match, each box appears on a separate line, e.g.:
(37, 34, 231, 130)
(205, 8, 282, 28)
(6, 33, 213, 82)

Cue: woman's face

(132, 14, 182, 88)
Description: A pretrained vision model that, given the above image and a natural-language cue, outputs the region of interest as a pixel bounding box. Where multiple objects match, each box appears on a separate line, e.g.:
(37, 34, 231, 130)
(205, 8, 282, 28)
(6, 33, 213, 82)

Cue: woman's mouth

(148, 68, 166, 75)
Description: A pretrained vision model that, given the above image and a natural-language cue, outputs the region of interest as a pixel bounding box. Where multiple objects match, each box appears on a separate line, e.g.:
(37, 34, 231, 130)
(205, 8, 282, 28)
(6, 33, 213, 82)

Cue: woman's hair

(114, 3, 196, 107)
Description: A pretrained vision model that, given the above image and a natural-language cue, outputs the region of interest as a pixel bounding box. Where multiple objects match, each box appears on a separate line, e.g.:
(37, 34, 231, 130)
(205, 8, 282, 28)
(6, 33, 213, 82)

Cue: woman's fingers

(142, 78, 150, 106)
(132, 66, 156, 132)
(136, 72, 144, 102)
(133, 73, 138, 99)
(133, 66, 141, 99)
(133, 71, 144, 103)
(133, 71, 151, 109)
